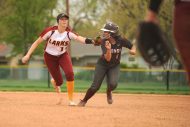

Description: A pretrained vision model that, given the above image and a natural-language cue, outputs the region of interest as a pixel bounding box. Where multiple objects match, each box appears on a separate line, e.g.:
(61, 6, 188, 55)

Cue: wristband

(85, 38, 93, 44)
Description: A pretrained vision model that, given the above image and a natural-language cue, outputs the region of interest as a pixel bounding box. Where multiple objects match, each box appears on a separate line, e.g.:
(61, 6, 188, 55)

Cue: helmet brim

(100, 28, 114, 33)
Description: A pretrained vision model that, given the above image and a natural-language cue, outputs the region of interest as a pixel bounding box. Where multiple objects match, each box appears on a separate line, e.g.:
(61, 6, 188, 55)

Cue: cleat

(107, 90, 113, 104)
(69, 101, 77, 106)
(77, 100, 87, 107)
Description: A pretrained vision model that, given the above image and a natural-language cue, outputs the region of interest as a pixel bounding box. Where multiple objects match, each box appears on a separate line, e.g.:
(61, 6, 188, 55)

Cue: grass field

(0, 79, 189, 95)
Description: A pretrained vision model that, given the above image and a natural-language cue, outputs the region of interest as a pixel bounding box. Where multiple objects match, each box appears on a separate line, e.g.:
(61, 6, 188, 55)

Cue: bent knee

(65, 71, 74, 81)
(55, 79, 63, 86)
(109, 84, 118, 91)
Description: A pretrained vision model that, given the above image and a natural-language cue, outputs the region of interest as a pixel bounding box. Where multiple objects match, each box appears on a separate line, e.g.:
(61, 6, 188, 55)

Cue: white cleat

(69, 101, 77, 106)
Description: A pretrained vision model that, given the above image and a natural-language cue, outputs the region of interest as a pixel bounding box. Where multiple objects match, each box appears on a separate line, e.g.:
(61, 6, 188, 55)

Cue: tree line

(0, 0, 174, 59)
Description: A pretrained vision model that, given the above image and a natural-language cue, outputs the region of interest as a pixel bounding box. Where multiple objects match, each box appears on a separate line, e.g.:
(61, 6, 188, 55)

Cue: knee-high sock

(66, 81, 74, 101)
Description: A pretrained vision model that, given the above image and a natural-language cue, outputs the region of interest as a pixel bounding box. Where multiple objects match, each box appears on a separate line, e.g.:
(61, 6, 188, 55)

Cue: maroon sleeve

(40, 26, 58, 37)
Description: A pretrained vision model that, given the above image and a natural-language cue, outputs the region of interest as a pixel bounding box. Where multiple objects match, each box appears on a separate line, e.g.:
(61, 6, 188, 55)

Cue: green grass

(0, 80, 52, 92)
(0, 79, 189, 95)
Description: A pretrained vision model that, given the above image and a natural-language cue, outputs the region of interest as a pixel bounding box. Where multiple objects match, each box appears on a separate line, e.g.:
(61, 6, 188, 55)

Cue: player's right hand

(22, 55, 30, 64)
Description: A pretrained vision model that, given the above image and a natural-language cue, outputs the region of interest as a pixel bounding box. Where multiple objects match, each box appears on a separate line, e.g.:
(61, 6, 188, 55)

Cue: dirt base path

(0, 92, 190, 127)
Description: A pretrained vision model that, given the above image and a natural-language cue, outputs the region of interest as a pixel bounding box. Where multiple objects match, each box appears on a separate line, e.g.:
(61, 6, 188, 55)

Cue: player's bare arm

(104, 41, 112, 62)
(22, 37, 44, 64)
(75, 36, 86, 44)
(145, 0, 163, 23)
(75, 35, 95, 45)
(129, 45, 136, 55)
(145, 10, 158, 23)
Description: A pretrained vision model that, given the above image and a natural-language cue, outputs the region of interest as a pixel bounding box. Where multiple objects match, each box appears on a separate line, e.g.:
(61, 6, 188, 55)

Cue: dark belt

(45, 52, 65, 58)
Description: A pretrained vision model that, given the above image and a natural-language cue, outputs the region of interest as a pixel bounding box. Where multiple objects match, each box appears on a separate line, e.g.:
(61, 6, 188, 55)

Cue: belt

(45, 52, 65, 57)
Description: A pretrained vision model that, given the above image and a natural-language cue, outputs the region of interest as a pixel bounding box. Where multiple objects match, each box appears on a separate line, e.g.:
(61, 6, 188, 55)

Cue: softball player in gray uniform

(78, 22, 136, 106)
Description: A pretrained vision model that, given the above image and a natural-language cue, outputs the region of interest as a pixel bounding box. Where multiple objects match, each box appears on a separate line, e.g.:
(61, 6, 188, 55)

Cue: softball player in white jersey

(22, 13, 95, 106)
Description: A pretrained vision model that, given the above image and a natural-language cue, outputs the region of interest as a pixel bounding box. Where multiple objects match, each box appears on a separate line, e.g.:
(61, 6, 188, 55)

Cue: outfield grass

(0, 79, 189, 95)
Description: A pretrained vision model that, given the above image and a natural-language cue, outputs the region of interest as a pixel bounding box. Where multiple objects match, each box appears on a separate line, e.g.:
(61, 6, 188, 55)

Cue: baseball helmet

(101, 22, 120, 37)
(56, 13, 69, 23)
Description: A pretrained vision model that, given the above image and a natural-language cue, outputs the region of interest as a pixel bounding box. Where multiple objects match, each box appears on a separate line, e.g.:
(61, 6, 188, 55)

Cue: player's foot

(107, 90, 113, 104)
(69, 101, 77, 106)
(56, 97, 63, 105)
(77, 100, 87, 107)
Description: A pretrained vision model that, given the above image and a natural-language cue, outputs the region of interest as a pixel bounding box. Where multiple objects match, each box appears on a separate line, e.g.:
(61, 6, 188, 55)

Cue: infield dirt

(0, 92, 190, 127)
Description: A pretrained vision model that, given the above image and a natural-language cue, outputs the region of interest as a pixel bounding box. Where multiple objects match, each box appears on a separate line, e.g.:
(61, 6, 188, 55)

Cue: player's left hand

(105, 40, 111, 50)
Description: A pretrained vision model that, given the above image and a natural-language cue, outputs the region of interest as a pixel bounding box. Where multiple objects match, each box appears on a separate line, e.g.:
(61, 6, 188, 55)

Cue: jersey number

(60, 47, 67, 51)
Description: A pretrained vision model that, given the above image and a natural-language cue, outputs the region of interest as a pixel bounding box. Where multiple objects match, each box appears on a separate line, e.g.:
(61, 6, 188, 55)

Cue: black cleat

(77, 100, 87, 107)
(107, 90, 113, 104)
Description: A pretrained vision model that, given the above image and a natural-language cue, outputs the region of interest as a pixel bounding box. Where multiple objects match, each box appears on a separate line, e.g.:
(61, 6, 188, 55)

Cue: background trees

(0, 0, 57, 56)
(0, 0, 174, 58)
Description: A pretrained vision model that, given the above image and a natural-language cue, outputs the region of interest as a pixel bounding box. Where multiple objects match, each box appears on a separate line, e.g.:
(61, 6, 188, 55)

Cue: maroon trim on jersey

(42, 25, 78, 55)
(66, 26, 72, 31)
(67, 32, 71, 41)
(40, 26, 58, 52)
(40, 26, 58, 38)
(44, 30, 55, 51)
(66, 26, 79, 41)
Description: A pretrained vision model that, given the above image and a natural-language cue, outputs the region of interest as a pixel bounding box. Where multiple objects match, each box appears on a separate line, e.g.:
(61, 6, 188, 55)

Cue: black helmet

(56, 13, 69, 23)
(101, 22, 119, 37)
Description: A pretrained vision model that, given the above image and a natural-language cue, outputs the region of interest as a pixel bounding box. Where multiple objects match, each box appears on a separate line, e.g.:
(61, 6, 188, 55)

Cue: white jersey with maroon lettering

(40, 26, 78, 56)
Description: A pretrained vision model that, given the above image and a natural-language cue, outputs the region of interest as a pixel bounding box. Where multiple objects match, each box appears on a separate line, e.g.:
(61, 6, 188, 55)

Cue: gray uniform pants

(90, 63, 120, 92)
(82, 63, 120, 102)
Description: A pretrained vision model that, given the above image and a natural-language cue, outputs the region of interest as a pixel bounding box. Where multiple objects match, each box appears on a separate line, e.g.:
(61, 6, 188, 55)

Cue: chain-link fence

(0, 66, 189, 92)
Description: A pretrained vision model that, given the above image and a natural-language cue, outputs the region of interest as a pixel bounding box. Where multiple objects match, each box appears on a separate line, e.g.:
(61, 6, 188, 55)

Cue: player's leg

(78, 64, 107, 106)
(51, 78, 61, 93)
(59, 52, 75, 105)
(106, 64, 120, 104)
(173, 2, 190, 85)
(50, 78, 63, 105)
(44, 52, 63, 104)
